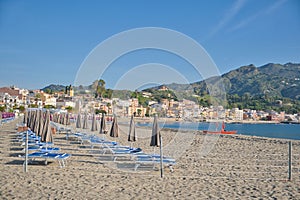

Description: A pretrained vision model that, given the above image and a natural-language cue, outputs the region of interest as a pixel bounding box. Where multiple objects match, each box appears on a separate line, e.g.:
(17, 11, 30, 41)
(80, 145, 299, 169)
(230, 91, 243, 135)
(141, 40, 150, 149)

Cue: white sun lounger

(133, 155, 176, 172)
(23, 152, 71, 168)
(23, 146, 60, 153)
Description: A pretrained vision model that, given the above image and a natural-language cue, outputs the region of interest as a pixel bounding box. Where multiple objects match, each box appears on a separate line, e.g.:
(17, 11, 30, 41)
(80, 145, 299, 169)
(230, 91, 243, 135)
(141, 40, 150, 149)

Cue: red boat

(203, 122, 237, 134)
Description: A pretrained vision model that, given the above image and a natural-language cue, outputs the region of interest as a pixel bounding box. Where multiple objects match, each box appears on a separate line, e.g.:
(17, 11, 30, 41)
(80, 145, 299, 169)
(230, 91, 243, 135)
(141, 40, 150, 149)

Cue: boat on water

(203, 122, 237, 134)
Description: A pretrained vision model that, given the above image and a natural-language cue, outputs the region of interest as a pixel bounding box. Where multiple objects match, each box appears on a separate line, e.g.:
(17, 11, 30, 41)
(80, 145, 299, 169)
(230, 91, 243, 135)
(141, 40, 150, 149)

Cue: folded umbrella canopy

(23, 110, 28, 126)
(76, 113, 82, 129)
(150, 115, 160, 147)
(82, 113, 88, 129)
(128, 115, 137, 147)
(110, 115, 119, 138)
(150, 115, 163, 178)
(41, 110, 53, 143)
(99, 113, 108, 134)
(91, 114, 98, 132)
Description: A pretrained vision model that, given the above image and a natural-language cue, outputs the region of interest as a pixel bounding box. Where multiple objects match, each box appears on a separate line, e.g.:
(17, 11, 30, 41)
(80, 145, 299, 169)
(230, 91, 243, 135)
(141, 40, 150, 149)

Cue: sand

(1, 118, 300, 199)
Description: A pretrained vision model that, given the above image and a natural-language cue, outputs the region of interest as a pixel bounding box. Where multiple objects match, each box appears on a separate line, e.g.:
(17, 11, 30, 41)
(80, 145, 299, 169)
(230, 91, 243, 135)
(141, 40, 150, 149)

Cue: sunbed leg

(60, 160, 65, 168)
(169, 165, 174, 173)
(134, 164, 140, 171)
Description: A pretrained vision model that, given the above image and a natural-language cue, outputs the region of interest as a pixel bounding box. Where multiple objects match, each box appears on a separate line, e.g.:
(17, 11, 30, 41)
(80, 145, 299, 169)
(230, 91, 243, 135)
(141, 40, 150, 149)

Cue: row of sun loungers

(1, 117, 15, 124)
(66, 131, 176, 172)
(17, 129, 71, 168)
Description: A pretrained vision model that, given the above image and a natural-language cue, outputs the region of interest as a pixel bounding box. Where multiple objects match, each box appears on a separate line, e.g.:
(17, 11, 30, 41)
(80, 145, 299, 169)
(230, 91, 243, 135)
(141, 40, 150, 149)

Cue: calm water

(137, 122, 300, 140)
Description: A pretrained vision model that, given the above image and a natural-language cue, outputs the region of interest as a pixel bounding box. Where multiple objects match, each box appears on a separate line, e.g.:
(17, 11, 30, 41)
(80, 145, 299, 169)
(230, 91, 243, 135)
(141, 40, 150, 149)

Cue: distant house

(0, 86, 27, 106)
(56, 97, 75, 109)
(158, 85, 168, 91)
(40, 92, 56, 107)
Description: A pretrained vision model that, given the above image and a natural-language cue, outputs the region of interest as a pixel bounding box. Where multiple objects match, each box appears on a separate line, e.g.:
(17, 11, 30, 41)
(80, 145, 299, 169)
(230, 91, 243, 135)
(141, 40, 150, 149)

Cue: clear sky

(0, 0, 299, 90)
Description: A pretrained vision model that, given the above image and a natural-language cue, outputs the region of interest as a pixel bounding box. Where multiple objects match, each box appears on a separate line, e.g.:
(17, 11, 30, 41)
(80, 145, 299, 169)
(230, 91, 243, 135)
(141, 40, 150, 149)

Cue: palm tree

(97, 79, 106, 98)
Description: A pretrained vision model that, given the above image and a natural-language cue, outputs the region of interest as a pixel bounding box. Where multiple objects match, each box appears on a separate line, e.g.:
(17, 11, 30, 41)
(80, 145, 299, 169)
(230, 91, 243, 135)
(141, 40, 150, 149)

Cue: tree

(137, 109, 142, 117)
(103, 89, 113, 99)
(44, 88, 52, 94)
(96, 79, 106, 98)
(131, 90, 138, 98)
(35, 93, 41, 99)
(65, 106, 73, 112)
(18, 105, 25, 112)
(44, 105, 55, 109)
(95, 109, 106, 114)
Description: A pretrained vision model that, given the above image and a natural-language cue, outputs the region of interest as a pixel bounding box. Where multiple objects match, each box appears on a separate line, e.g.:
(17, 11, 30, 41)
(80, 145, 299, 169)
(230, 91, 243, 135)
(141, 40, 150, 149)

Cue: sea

(137, 121, 300, 140)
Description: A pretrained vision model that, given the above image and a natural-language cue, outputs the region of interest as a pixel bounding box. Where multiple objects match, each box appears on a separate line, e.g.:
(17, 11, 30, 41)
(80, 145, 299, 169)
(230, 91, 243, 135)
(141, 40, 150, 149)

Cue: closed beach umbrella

(25, 110, 30, 127)
(110, 115, 119, 138)
(64, 113, 68, 125)
(30, 110, 37, 132)
(37, 112, 44, 137)
(27, 110, 31, 128)
(128, 115, 137, 142)
(56, 113, 60, 123)
(33, 110, 43, 136)
(150, 115, 163, 178)
(99, 113, 108, 134)
(61, 113, 65, 125)
(35, 110, 41, 136)
(91, 114, 98, 131)
(76, 113, 82, 129)
(41, 111, 49, 141)
(41, 110, 53, 143)
(62, 113, 67, 125)
(23, 110, 28, 126)
(82, 113, 88, 129)
(35, 110, 42, 134)
(54, 113, 58, 123)
(29, 110, 35, 129)
(150, 115, 160, 147)
(66, 113, 70, 125)
(57, 113, 61, 124)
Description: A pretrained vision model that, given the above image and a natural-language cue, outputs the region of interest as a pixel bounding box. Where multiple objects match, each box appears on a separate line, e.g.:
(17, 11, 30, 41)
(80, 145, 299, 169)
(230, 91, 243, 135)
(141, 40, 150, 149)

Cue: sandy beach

(1, 118, 300, 199)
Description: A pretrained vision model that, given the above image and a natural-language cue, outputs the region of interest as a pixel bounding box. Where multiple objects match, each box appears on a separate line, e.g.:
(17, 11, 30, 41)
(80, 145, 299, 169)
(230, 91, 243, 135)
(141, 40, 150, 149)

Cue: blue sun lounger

(23, 146, 60, 153)
(24, 152, 71, 168)
(99, 145, 143, 161)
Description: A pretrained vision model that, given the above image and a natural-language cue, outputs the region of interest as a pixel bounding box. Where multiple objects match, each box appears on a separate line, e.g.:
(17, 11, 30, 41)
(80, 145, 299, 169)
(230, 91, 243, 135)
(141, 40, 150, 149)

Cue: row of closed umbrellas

(74, 113, 160, 147)
(24, 110, 163, 176)
(25, 110, 161, 147)
(23, 109, 53, 143)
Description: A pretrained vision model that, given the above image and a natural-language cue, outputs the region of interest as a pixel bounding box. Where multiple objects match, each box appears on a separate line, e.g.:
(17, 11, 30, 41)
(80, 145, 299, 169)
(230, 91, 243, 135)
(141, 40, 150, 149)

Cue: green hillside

(173, 63, 300, 113)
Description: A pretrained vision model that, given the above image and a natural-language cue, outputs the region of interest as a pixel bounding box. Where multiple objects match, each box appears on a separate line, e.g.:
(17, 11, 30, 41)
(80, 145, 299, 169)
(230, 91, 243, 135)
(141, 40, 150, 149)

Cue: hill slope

(189, 63, 300, 100)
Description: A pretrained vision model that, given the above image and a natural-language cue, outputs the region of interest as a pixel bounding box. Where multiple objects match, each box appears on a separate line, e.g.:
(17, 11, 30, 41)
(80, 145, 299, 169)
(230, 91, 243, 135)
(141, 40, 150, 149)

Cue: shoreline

(121, 117, 298, 125)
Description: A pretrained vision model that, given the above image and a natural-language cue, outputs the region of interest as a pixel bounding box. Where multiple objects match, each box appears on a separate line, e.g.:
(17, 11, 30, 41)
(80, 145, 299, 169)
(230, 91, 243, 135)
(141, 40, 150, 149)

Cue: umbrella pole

(24, 130, 28, 173)
(159, 133, 163, 178)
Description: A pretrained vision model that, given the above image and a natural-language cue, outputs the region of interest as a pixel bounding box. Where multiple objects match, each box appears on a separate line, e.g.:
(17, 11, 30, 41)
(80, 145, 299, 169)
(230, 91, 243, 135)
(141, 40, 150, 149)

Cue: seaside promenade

(1, 118, 300, 199)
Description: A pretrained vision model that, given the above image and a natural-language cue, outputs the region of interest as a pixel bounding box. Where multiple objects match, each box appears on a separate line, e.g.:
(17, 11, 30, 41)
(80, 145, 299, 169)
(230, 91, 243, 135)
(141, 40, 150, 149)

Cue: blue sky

(0, 0, 299, 90)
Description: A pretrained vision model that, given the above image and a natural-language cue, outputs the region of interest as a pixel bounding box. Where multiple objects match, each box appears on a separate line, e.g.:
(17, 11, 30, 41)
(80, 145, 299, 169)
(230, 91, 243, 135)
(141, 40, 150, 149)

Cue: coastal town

(1, 84, 299, 123)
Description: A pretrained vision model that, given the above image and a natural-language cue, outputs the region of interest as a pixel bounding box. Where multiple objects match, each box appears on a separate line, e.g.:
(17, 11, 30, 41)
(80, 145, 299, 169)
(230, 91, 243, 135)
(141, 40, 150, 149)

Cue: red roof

(0, 87, 22, 98)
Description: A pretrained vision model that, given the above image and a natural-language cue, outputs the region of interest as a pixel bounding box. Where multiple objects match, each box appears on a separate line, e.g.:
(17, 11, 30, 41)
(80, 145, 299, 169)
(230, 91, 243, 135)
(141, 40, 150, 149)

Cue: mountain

(176, 63, 300, 101)
(41, 84, 66, 93)
(41, 63, 300, 103)
(223, 63, 300, 99)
